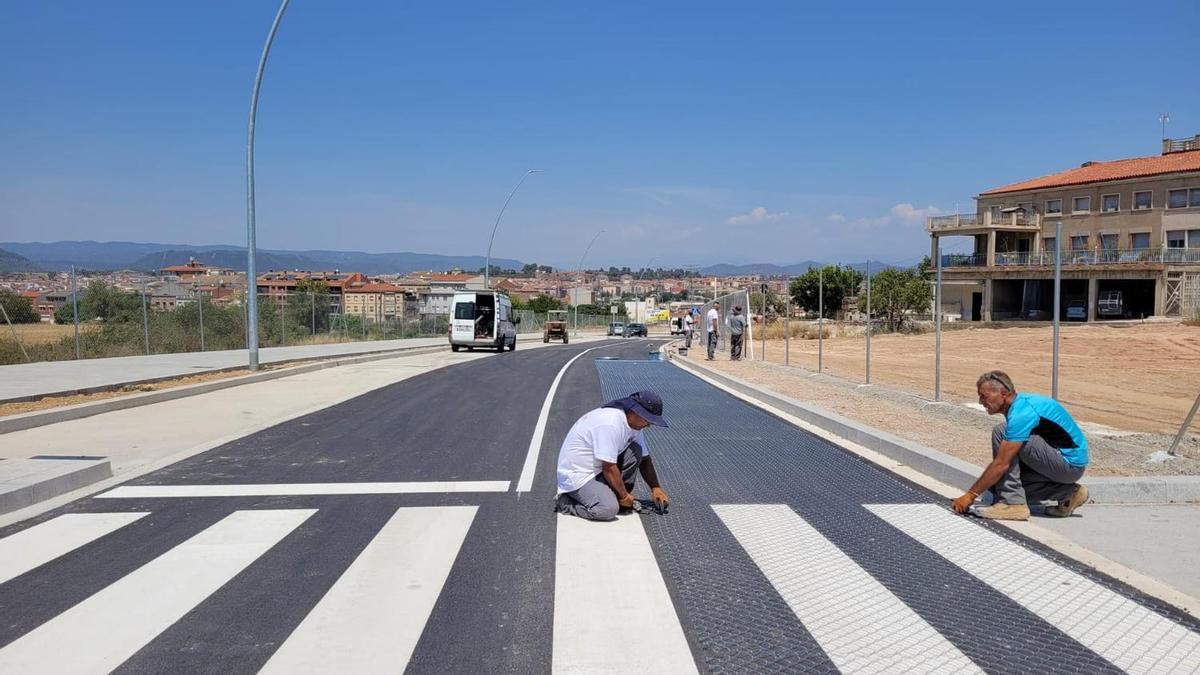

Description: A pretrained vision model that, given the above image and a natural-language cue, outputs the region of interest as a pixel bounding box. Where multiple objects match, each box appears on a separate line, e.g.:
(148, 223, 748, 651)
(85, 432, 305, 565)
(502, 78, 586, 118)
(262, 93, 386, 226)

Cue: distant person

(683, 310, 695, 349)
(554, 391, 671, 521)
(727, 305, 747, 361)
(952, 371, 1089, 521)
(705, 302, 721, 360)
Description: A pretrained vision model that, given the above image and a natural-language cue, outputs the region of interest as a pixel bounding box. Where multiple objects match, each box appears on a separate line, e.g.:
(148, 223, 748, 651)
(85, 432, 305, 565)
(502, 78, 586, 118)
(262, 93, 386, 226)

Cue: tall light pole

(574, 229, 606, 334)
(485, 169, 543, 289)
(245, 0, 291, 371)
(637, 255, 658, 323)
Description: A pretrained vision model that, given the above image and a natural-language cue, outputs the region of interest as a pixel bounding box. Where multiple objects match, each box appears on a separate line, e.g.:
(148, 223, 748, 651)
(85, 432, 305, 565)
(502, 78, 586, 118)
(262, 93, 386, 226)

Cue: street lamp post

(245, 0, 291, 371)
(636, 256, 658, 324)
(485, 169, 543, 289)
(574, 229, 606, 335)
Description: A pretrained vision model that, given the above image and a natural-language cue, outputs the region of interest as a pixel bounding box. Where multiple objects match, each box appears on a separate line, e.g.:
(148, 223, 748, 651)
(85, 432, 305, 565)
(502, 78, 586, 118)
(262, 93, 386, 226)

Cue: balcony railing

(941, 248, 1200, 268)
(928, 211, 1040, 232)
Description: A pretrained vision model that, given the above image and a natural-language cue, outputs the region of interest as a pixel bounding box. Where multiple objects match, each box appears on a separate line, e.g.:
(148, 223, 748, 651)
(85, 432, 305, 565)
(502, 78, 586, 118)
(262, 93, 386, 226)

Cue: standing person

(705, 302, 720, 361)
(683, 309, 695, 349)
(554, 391, 672, 521)
(951, 371, 1089, 521)
(728, 305, 747, 361)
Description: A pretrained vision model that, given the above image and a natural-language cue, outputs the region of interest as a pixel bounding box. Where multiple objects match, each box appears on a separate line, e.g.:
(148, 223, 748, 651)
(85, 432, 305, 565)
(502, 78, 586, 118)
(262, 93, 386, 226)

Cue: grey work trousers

(556, 444, 643, 521)
(706, 332, 718, 359)
(990, 423, 1085, 505)
(730, 333, 744, 360)
(684, 328, 693, 349)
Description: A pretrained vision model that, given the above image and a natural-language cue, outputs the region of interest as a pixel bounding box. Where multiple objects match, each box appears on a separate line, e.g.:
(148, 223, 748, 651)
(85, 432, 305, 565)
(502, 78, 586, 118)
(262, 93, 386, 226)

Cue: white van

(449, 290, 518, 352)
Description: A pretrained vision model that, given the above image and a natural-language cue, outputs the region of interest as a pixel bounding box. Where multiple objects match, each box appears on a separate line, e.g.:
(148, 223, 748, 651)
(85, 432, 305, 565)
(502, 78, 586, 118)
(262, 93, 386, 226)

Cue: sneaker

(973, 502, 1030, 521)
(1045, 484, 1088, 518)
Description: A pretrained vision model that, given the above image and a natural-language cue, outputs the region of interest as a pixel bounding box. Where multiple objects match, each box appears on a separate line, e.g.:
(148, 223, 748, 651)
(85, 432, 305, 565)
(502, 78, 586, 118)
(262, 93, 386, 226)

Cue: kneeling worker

(952, 370, 1089, 521)
(555, 391, 671, 520)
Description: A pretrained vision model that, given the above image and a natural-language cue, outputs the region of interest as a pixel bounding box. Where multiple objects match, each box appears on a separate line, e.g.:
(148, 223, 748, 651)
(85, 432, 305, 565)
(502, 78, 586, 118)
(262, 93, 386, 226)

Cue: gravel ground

(691, 351, 1200, 477)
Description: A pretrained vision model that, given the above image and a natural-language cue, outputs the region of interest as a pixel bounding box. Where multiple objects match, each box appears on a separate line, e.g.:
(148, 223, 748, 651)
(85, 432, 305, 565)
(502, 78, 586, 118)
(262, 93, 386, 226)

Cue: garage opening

(1096, 279, 1156, 319)
(992, 279, 1088, 320)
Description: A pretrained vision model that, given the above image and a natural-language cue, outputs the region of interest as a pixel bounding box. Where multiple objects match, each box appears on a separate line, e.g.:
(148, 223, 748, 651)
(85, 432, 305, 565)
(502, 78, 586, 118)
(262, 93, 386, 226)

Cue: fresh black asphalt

(0, 341, 1197, 674)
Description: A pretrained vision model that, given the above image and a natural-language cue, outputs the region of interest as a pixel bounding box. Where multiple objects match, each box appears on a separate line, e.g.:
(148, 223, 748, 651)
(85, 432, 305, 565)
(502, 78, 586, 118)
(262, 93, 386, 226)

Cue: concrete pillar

(1155, 273, 1166, 317)
(1087, 276, 1098, 322)
(987, 231, 997, 267)
(983, 277, 993, 322)
(930, 235, 938, 269)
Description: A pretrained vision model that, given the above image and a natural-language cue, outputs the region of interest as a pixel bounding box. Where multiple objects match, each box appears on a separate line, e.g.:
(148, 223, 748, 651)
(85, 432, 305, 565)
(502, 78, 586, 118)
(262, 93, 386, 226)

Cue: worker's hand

(651, 487, 670, 510)
(951, 492, 976, 514)
(618, 493, 636, 510)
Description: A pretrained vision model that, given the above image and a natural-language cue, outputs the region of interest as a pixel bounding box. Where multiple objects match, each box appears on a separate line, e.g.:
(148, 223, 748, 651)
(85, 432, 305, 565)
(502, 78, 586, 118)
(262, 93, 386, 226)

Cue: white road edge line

(96, 481, 510, 499)
(553, 513, 697, 673)
(0, 512, 150, 585)
(259, 505, 478, 674)
(0, 509, 315, 675)
(713, 504, 982, 674)
(516, 344, 617, 492)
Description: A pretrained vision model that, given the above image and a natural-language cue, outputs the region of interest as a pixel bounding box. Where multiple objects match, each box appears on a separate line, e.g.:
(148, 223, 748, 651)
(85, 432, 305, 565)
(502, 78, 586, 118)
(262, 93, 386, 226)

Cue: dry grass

(4, 323, 97, 345)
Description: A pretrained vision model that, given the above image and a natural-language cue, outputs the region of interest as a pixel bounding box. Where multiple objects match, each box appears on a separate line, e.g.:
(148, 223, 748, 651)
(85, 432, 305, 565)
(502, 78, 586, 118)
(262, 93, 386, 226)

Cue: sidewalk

(2, 337, 451, 402)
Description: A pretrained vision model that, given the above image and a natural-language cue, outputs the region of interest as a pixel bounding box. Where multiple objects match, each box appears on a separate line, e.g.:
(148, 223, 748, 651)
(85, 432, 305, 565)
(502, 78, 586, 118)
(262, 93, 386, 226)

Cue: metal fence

(697, 289, 752, 358)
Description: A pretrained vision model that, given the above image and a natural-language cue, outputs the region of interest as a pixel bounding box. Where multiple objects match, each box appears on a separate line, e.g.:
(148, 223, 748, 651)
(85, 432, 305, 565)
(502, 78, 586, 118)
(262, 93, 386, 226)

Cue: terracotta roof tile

(982, 150, 1200, 195)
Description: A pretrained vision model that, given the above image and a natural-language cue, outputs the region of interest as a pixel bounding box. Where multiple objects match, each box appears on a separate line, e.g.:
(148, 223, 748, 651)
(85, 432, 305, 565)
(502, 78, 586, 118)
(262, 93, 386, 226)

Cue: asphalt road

(1, 338, 1199, 674)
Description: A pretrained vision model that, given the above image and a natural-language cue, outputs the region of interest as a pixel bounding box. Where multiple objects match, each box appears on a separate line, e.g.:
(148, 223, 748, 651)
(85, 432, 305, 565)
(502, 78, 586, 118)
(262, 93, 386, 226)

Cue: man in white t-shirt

(683, 311, 695, 349)
(705, 302, 720, 360)
(555, 391, 671, 520)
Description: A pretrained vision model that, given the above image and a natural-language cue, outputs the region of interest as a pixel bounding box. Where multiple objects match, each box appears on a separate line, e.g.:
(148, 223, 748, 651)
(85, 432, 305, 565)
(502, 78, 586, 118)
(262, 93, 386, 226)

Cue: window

(1072, 196, 1091, 213)
(989, 205, 1001, 221)
(1134, 191, 1152, 209)
(1167, 231, 1186, 248)
(1070, 234, 1089, 250)
(454, 302, 475, 320)
(1046, 199, 1063, 215)
(1017, 201, 1032, 213)
(1191, 230, 1200, 249)
(1102, 194, 1119, 212)
(1169, 189, 1188, 209)
(1131, 232, 1150, 250)
(1043, 237, 1056, 252)
(1193, 189, 1200, 208)
(1100, 233, 1118, 250)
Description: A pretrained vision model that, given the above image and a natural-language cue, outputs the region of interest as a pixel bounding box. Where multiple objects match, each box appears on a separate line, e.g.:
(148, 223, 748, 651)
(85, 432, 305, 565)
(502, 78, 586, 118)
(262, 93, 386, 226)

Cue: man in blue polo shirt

(952, 370, 1089, 521)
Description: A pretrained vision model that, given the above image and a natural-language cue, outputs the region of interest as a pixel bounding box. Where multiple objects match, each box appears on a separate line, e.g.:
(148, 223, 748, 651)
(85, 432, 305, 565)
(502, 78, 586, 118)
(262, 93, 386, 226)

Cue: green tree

(789, 265, 863, 318)
(288, 279, 331, 335)
(528, 294, 563, 313)
(860, 267, 933, 332)
(749, 288, 788, 316)
(53, 282, 141, 324)
(0, 289, 40, 323)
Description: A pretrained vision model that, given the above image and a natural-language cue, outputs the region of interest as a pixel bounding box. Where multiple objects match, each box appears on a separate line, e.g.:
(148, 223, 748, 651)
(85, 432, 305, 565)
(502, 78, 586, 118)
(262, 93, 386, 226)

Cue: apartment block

(928, 135, 1200, 321)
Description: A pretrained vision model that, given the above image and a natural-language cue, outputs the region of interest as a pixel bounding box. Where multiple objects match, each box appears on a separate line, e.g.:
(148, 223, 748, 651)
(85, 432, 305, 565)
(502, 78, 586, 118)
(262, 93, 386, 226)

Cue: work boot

(1045, 484, 1088, 518)
(973, 502, 1030, 521)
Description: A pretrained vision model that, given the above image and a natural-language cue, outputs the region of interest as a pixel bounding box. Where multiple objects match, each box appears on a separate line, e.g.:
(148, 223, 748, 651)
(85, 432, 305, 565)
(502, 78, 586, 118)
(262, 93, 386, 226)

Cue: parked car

(1097, 290, 1125, 318)
(607, 322, 625, 336)
(623, 322, 648, 337)
(1065, 301, 1087, 321)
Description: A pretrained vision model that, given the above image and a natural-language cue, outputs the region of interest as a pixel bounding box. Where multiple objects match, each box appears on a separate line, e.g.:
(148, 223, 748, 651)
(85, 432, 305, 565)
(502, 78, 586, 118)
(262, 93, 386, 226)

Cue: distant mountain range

(0, 241, 913, 277)
(0, 241, 524, 276)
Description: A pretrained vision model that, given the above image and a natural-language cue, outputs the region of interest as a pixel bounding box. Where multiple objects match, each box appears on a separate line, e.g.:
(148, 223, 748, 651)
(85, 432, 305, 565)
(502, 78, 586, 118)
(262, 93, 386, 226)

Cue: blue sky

(2, 1, 1198, 268)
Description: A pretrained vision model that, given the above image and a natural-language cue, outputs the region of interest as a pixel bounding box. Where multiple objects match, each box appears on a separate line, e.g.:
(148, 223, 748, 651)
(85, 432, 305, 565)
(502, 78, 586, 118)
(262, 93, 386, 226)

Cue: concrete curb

(668, 349, 1200, 504)
(0, 457, 112, 515)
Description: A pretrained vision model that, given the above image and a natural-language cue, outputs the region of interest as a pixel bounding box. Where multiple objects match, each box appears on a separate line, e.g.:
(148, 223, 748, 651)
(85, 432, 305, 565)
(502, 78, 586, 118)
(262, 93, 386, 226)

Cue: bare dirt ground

(694, 322, 1200, 477)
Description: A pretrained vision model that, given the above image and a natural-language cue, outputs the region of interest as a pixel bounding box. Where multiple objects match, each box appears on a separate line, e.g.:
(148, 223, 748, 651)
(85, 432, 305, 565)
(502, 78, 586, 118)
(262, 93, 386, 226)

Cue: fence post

(1168, 390, 1200, 456)
(311, 292, 316, 336)
(198, 289, 206, 352)
(71, 265, 80, 359)
(1053, 221, 1062, 399)
(141, 277, 150, 355)
(784, 293, 790, 366)
(280, 292, 286, 347)
(865, 261, 871, 384)
(818, 267, 823, 373)
(935, 235, 942, 401)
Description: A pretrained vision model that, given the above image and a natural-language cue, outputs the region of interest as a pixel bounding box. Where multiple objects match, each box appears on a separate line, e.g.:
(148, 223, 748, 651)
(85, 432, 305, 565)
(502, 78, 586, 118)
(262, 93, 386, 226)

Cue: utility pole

(140, 277, 151, 355)
(818, 267, 823, 373)
(865, 261, 871, 385)
(71, 265, 80, 360)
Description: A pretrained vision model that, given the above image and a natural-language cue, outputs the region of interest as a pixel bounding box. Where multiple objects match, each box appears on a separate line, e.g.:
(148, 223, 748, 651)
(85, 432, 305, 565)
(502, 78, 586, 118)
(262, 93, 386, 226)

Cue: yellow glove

(618, 493, 636, 510)
(651, 487, 670, 510)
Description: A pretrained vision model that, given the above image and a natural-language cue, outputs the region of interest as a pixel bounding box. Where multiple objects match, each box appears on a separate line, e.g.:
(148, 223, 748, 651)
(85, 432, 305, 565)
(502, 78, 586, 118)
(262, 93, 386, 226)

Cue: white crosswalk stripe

(259, 505, 478, 674)
(715, 504, 982, 674)
(0, 509, 315, 675)
(869, 504, 1200, 675)
(553, 513, 697, 674)
(0, 512, 148, 585)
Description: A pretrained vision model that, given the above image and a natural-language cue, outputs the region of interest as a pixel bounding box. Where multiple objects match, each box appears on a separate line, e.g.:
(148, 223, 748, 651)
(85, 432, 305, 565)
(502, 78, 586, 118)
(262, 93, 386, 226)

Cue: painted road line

(96, 481, 510, 499)
(0, 512, 149, 585)
(0, 509, 314, 675)
(553, 513, 696, 674)
(260, 505, 477, 674)
(714, 504, 982, 674)
(869, 504, 1200, 674)
(517, 345, 615, 492)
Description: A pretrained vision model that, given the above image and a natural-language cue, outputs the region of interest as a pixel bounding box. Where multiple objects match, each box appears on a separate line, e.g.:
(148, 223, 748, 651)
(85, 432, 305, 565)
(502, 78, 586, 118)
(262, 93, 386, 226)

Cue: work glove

(651, 487, 670, 511)
(951, 491, 977, 514)
(618, 493, 636, 510)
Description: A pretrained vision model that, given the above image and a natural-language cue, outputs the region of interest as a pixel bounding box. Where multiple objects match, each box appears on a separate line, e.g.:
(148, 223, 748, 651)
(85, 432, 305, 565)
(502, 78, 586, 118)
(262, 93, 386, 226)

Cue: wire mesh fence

(697, 289, 752, 359)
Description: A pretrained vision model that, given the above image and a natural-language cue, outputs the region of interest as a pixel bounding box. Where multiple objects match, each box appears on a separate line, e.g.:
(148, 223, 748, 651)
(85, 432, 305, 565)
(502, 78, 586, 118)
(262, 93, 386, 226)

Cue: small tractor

(544, 309, 569, 344)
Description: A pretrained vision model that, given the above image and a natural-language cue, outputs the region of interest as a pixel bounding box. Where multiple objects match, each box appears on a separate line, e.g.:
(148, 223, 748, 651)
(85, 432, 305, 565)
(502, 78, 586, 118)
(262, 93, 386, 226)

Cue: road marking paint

(714, 504, 982, 674)
(516, 344, 615, 492)
(0, 509, 314, 675)
(260, 505, 477, 674)
(96, 481, 510, 498)
(868, 504, 1200, 674)
(0, 512, 149, 585)
(553, 513, 697, 674)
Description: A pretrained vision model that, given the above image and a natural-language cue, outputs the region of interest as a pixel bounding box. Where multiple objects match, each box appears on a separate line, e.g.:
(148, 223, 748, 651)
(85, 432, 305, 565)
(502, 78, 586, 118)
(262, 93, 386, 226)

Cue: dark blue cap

(603, 390, 668, 427)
